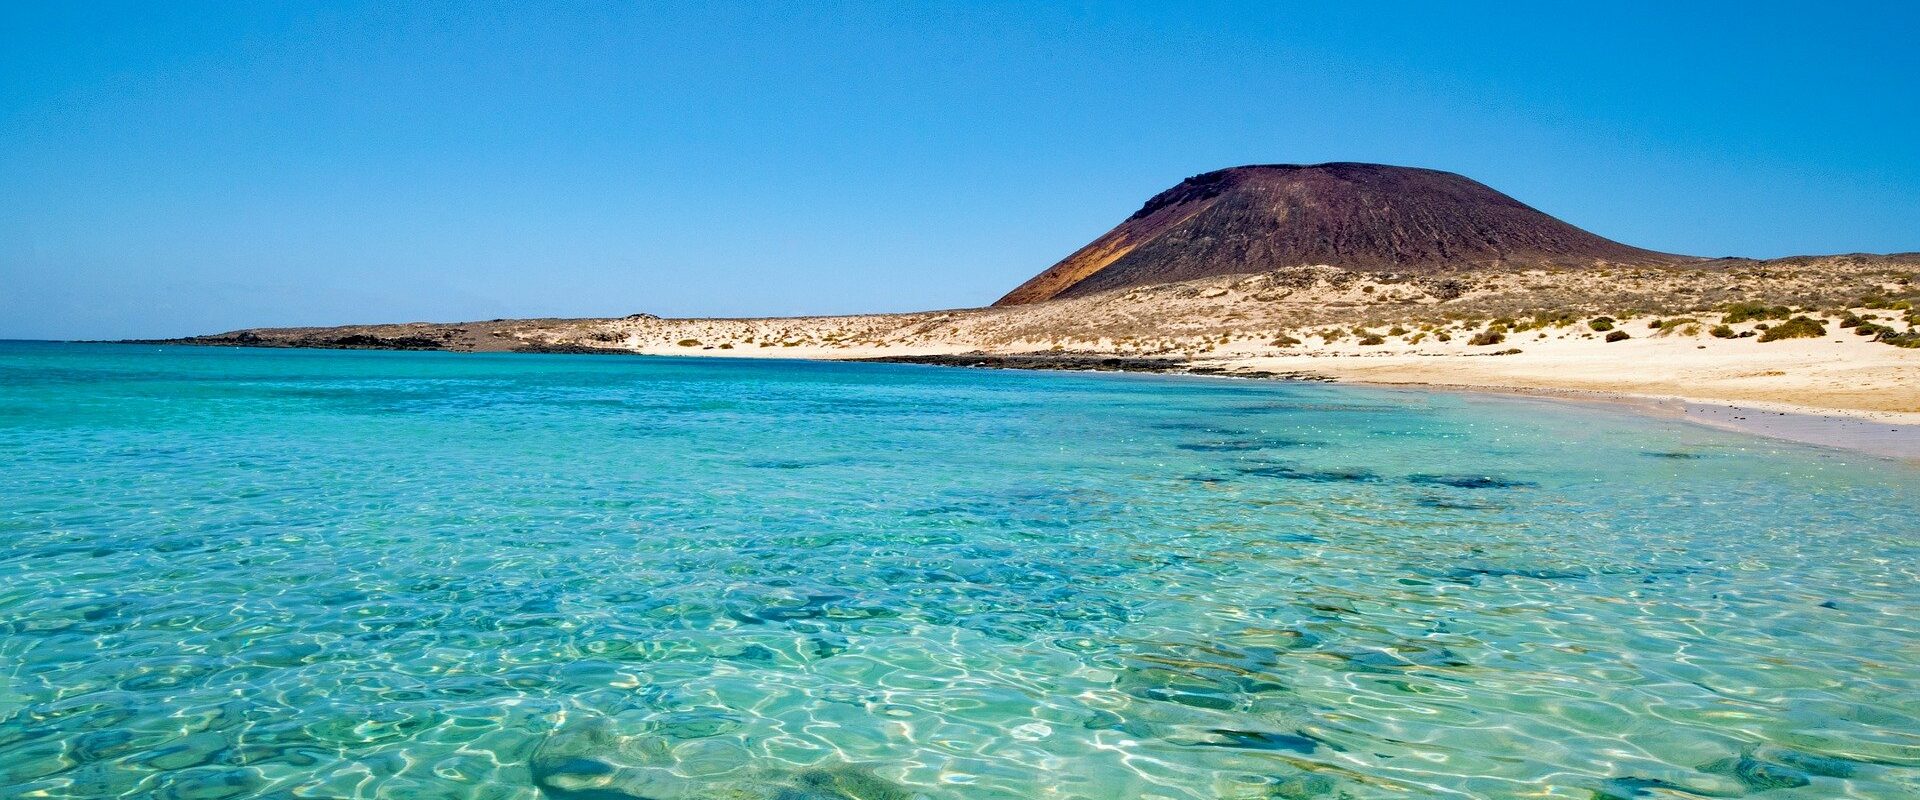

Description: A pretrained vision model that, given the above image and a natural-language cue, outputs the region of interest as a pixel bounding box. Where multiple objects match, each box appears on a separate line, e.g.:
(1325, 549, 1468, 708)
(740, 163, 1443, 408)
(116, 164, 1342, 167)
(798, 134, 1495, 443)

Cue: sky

(3, 2, 1916, 340)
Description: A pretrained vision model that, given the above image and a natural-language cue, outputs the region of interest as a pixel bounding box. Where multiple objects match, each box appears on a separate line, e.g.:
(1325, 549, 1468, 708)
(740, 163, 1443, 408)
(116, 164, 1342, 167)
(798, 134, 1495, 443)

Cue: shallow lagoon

(1, 341, 1917, 799)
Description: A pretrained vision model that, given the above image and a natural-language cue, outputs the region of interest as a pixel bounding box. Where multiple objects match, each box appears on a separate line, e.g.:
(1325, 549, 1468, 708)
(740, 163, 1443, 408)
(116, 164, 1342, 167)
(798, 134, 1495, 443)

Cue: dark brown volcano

(995, 162, 1693, 305)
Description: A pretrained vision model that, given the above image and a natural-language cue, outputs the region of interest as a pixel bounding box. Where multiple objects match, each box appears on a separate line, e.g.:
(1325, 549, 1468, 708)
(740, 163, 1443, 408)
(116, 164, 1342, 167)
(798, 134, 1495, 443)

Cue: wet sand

(856, 352, 1920, 461)
(1676, 402, 1920, 462)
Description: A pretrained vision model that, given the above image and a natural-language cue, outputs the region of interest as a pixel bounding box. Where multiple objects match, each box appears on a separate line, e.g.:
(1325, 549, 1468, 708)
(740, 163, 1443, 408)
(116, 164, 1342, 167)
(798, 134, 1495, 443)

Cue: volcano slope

(995, 162, 1690, 306)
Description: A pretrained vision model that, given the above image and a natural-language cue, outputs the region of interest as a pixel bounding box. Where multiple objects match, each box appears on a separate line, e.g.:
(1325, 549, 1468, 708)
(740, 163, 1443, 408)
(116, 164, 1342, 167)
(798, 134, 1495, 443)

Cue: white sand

(1209, 329, 1920, 422)
(209, 263, 1920, 456)
(607, 326, 1920, 458)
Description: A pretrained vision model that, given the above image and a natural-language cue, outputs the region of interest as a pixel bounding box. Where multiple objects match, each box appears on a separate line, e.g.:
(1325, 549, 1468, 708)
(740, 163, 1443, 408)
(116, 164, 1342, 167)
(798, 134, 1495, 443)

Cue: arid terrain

(162, 255, 1920, 424)
(151, 163, 1920, 451)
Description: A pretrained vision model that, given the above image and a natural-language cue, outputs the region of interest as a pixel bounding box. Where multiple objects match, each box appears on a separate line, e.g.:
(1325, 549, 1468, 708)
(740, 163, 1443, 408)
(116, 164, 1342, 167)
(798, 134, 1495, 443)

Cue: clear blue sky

(4, 2, 1916, 340)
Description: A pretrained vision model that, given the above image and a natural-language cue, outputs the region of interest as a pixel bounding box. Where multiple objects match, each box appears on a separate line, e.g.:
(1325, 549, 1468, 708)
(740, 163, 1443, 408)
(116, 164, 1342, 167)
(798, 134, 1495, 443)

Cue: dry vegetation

(187, 255, 1920, 359)
(164, 255, 1920, 419)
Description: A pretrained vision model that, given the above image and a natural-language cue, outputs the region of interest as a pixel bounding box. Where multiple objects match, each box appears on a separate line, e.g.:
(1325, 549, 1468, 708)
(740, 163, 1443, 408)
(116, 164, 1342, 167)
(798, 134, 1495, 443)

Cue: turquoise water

(1, 341, 1917, 800)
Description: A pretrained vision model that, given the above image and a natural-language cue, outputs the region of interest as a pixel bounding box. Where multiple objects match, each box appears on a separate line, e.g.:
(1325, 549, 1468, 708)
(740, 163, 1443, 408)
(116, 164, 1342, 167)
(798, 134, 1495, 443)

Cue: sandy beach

(610, 276, 1920, 456)
(849, 335, 1920, 460)
(1204, 331, 1920, 457)
(158, 260, 1920, 456)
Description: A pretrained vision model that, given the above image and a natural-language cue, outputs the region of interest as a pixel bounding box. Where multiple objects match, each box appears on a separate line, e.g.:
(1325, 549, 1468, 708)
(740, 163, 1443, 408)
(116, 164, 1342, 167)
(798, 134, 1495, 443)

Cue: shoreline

(1340, 379, 1920, 462)
(120, 257, 1920, 458)
(113, 339, 1920, 461)
(856, 350, 1920, 461)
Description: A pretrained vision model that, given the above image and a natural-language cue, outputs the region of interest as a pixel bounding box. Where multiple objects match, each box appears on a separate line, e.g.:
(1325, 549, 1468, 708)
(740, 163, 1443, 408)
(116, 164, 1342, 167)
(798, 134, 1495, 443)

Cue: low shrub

(1358, 335, 1386, 346)
(1605, 330, 1631, 342)
(1426, 278, 1468, 300)
(1589, 317, 1615, 332)
(1468, 330, 1506, 346)
(1655, 317, 1700, 336)
(1879, 330, 1920, 348)
(1709, 324, 1736, 339)
(676, 339, 701, 347)
(1532, 310, 1579, 328)
(1723, 302, 1792, 323)
(1757, 316, 1827, 342)
(1271, 334, 1302, 347)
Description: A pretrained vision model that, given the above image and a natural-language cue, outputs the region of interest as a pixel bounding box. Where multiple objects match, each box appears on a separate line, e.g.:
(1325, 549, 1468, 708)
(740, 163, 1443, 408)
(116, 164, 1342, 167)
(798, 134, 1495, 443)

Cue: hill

(995, 162, 1692, 305)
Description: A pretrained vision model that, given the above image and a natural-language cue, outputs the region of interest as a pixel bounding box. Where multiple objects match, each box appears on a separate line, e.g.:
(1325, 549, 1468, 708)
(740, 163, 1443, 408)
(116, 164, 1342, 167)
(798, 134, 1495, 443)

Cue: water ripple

(0, 343, 1916, 799)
